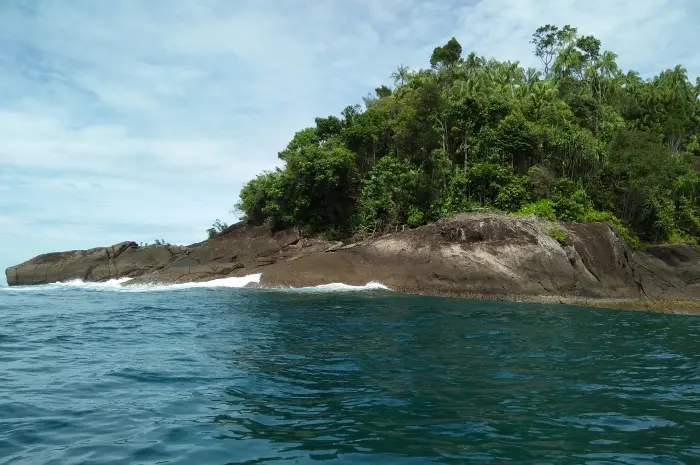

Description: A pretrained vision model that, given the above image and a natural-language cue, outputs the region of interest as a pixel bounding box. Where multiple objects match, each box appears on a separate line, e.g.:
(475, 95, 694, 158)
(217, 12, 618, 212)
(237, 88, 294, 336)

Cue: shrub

(548, 227, 568, 246)
(440, 162, 517, 217)
(516, 199, 557, 220)
(494, 176, 532, 212)
(641, 195, 676, 243)
(583, 210, 640, 248)
(551, 178, 592, 221)
(206, 218, 229, 239)
(407, 205, 425, 228)
(668, 230, 697, 245)
(676, 197, 700, 238)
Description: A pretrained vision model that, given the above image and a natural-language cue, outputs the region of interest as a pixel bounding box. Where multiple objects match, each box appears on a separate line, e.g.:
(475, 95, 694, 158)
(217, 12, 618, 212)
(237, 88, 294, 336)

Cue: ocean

(1, 279, 699, 464)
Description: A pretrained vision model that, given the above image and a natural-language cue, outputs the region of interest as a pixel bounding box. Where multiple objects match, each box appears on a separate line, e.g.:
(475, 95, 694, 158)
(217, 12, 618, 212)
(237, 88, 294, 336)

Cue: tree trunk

(463, 133, 469, 172)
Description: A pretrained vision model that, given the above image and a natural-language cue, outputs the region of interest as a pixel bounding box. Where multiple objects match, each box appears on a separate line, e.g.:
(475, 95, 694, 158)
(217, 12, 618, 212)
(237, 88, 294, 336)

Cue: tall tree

(530, 24, 577, 75)
(430, 37, 463, 70)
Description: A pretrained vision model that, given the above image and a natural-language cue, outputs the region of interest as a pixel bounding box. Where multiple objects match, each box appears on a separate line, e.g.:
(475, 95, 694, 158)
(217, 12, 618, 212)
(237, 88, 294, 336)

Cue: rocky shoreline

(6, 214, 700, 314)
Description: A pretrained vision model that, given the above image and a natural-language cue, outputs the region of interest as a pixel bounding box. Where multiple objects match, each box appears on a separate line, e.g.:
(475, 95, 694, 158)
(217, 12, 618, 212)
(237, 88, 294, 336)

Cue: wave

(1, 275, 391, 293)
(1, 274, 262, 293)
(130, 274, 263, 291)
(284, 282, 391, 292)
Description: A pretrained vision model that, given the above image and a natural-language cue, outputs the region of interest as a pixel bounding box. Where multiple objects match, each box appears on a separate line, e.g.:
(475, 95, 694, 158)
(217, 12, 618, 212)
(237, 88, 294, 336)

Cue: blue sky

(1, 0, 699, 281)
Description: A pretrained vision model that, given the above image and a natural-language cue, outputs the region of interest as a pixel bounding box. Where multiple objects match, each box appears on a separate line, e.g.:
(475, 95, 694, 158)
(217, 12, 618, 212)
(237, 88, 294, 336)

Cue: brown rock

(6, 215, 700, 309)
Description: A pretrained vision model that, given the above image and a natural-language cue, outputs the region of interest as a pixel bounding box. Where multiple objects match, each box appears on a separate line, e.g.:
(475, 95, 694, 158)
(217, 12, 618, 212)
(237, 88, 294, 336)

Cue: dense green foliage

(234, 25, 700, 245)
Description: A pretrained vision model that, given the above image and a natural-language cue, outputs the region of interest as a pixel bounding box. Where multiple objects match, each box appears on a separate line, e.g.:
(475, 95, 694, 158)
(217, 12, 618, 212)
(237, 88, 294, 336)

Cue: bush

(551, 179, 592, 221)
(676, 197, 700, 238)
(641, 195, 676, 243)
(668, 230, 697, 245)
(285, 142, 361, 233)
(206, 218, 229, 239)
(548, 227, 568, 246)
(583, 210, 640, 248)
(439, 163, 518, 217)
(494, 176, 532, 212)
(407, 205, 425, 228)
(465, 162, 514, 204)
(439, 171, 476, 218)
(516, 199, 557, 220)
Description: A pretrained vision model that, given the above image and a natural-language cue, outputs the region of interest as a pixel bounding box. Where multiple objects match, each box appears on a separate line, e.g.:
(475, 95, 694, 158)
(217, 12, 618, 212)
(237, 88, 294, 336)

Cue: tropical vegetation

(230, 25, 700, 247)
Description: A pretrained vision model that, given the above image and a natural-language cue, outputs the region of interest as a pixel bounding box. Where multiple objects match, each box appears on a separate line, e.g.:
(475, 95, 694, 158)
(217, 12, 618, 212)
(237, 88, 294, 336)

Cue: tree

(430, 37, 463, 70)
(375, 85, 392, 98)
(314, 116, 344, 142)
(602, 130, 688, 240)
(277, 141, 361, 234)
(235, 170, 284, 224)
(493, 112, 538, 174)
(357, 156, 424, 233)
(232, 23, 700, 245)
(530, 24, 576, 75)
(278, 128, 319, 161)
(391, 64, 410, 86)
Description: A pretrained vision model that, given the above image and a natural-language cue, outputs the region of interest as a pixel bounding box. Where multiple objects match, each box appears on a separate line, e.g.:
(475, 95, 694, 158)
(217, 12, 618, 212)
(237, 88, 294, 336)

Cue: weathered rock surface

(7, 214, 700, 307)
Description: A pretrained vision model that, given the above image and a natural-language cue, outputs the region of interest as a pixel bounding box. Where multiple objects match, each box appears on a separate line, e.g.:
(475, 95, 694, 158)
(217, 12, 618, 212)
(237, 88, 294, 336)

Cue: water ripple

(1, 289, 699, 464)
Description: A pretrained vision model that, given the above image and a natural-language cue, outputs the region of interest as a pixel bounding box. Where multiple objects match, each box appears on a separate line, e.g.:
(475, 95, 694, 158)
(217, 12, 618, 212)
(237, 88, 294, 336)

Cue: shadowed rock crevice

(6, 215, 700, 307)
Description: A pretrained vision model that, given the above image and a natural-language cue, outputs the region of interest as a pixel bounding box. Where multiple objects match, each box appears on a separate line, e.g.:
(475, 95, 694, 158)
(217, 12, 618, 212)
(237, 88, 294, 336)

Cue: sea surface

(1, 278, 699, 464)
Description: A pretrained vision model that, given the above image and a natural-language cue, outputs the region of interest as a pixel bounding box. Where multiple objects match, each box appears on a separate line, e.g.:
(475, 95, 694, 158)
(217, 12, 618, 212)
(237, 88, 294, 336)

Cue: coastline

(7, 214, 700, 315)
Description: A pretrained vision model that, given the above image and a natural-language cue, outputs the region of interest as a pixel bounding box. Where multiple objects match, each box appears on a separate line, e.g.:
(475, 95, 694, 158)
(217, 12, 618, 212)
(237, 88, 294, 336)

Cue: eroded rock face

(253, 215, 626, 298)
(4, 223, 302, 286)
(4, 241, 186, 286)
(6, 215, 700, 303)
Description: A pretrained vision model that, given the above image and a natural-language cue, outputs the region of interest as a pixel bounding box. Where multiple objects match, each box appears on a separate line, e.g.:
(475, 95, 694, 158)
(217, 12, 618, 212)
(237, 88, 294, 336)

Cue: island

(7, 25, 700, 312)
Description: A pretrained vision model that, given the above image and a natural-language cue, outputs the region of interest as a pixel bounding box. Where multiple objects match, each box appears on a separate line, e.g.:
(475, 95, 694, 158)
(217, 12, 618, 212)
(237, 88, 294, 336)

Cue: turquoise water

(1, 282, 699, 464)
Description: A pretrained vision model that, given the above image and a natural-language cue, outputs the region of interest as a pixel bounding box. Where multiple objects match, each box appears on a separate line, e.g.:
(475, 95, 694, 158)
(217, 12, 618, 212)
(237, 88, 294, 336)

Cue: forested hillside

(233, 24, 700, 246)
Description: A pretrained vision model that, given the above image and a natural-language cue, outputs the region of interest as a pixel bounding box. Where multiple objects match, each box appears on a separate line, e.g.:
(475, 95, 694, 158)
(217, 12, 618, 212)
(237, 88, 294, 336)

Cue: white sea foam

(287, 282, 391, 292)
(1, 274, 262, 293)
(1, 274, 391, 293)
(52, 277, 135, 289)
(128, 274, 263, 291)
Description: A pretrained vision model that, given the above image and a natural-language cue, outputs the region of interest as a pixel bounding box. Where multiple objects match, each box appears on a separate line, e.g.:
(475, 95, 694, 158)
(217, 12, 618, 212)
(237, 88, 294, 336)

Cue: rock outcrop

(7, 214, 700, 308)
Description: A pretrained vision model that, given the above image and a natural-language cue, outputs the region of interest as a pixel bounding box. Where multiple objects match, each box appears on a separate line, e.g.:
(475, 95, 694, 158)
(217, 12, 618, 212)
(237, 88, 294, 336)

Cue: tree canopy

(233, 24, 700, 245)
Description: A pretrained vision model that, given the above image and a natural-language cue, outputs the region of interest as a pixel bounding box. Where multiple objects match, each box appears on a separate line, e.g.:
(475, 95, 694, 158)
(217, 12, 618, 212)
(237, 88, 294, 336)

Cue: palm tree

(651, 65, 692, 153)
(461, 52, 485, 80)
(500, 60, 525, 99)
(450, 66, 492, 100)
(586, 51, 620, 103)
(525, 81, 559, 120)
(598, 51, 620, 79)
(552, 45, 583, 80)
(524, 67, 542, 86)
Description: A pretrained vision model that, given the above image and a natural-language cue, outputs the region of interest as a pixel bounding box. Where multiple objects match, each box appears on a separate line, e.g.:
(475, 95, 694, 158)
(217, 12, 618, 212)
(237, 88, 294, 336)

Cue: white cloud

(1, 0, 698, 277)
(452, 0, 697, 75)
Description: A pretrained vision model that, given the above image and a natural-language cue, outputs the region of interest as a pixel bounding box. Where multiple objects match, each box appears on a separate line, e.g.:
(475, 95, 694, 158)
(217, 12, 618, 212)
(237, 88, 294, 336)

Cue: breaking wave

(283, 282, 391, 292)
(1, 274, 262, 293)
(1, 275, 391, 293)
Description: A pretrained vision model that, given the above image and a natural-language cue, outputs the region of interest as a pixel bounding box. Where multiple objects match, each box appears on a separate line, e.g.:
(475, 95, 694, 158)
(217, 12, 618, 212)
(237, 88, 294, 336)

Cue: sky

(1, 0, 699, 281)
